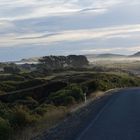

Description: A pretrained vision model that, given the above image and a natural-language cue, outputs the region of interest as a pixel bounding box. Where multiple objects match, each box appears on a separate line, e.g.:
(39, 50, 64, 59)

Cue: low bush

(48, 84, 84, 106)
(82, 73, 140, 93)
(0, 117, 12, 140)
(0, 72, 140, 139)
(9, 106, 38, 128)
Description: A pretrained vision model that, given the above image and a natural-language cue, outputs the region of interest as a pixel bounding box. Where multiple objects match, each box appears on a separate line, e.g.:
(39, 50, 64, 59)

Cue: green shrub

(0, 102, 11, 120)
(34, 104, 57, 116)
(67, 84, 84, 101)
(0, 79, 45, 92)
(14, 97, 38, 109)
(0, 117, 12, 140)
(0, 74, 24, 82)
(10, 106, 37, 128)
(82, 73, 140, 93)
(49, 84, 84, 106)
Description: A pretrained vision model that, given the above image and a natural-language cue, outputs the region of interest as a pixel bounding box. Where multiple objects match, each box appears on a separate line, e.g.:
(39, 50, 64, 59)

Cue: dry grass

(14, 107, 68, 140)
(13, 90, 113, 140)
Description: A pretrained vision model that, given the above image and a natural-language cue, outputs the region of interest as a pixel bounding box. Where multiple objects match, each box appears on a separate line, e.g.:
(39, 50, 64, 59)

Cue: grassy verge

(13, 91, 108, 140)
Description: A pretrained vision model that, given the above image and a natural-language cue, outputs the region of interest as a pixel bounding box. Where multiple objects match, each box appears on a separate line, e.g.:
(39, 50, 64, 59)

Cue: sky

(0, 0, 140, 61)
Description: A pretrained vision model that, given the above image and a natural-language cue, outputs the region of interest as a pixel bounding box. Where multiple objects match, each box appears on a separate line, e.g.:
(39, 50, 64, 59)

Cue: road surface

(77, 88, 140, 140)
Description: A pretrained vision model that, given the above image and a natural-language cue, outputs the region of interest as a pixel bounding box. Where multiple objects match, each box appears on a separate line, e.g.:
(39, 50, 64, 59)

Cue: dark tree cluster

(39, 55, 89, 69)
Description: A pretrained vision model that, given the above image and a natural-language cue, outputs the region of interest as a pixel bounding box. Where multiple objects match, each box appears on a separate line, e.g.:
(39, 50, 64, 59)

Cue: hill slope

(86, 53, 126, 59)
(130, 52, 140, 57)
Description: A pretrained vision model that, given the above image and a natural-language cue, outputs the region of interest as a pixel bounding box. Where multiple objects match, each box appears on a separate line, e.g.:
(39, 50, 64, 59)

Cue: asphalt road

(77, 88, 140, 140)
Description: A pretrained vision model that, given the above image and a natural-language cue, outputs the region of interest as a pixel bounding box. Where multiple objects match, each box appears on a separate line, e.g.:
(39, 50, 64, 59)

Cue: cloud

(80, 46, 140, 54)
(0, 0, 123, 20)
(0, 0, 140, 61)
(80, 48, 121, 53)
(0, 21, 14, 29)
(17, 24, 140, 44)
(0, 24, 140, 48)
(124, 46, 140, 52)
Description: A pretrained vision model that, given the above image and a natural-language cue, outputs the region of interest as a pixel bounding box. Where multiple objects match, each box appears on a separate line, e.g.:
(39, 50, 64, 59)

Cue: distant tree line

(39, 55, 89, 70)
